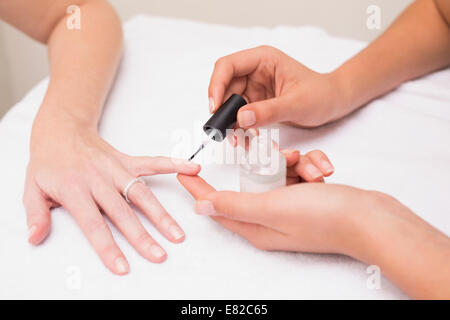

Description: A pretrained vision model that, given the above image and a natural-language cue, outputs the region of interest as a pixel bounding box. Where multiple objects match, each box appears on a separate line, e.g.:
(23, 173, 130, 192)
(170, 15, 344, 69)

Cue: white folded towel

(0, 15, 448, 299)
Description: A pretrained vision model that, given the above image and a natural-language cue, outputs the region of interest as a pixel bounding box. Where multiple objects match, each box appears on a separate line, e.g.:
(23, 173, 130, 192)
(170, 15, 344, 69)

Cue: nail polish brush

(188, 94, 247, 161)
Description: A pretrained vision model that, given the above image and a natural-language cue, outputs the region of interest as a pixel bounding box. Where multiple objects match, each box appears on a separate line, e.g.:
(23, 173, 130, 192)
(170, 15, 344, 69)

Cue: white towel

(0, 15, 449, 299)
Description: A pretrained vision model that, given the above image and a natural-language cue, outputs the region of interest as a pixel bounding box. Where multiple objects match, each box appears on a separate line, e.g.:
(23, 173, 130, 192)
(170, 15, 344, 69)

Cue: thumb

(237, 96, 291, 128)
(197, 191, 274, 226)
(23, 183, 52, 245)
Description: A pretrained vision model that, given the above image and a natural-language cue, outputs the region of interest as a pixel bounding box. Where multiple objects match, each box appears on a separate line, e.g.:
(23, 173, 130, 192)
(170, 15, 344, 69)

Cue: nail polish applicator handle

(203, 94, 247, 141)
(188, 94, 247, 161)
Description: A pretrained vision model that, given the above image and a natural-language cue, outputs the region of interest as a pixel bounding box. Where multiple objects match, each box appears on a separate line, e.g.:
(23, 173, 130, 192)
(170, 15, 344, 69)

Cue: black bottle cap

(203, 94, 247, 142)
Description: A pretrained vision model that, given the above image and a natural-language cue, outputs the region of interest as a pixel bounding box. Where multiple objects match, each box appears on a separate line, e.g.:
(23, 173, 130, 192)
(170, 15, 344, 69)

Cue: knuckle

(82, 217, 107, 235)
(100, 243, 120, 258)
(368, 190, 397, 205)
(263, 104, 274, 120)
(258, 45, 278, 55)
(130, 165, 145, 176)
(62, 171, 83, 186)
(157, 214, 173, 229)
(128, 162, 145, 176)
(130, 184, 147, 203)
(114, 208, 136, 225)
(132, 156, 166, 175)
(135, 231, 153, 248)
(214, 57, 226, 68)
(58, 178, 87, 202)
(258, 44, 273, 51)
(308, 149, 325, 158)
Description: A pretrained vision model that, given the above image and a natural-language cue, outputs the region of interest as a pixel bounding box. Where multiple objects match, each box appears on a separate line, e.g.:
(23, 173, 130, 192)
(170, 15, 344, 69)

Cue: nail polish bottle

(239, 133, 286, 193)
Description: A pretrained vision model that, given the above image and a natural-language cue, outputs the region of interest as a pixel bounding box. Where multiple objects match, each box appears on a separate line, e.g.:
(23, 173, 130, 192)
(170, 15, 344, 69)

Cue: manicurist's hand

(208, 45, 348, 128)
(209, 0, 450, 130)
(178, 174, 367, 256)
(25, 116, 200, 274)
(177, 174, 450, 299)
(281, 149, 334, 183)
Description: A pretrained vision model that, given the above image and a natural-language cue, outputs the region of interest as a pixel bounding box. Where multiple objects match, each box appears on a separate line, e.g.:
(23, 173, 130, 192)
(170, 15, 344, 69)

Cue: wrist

(342, 191, 405, 263)
(347, 191, 450, 298)
(327, 68, 358, 121)
(33, 103, 99, 134)
(346, 191, 441, 263)
(30, 105, 99, 153)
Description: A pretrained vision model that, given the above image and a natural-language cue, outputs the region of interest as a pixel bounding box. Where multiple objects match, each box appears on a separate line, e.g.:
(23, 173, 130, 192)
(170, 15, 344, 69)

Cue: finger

(286, 166, 298, 177)
(126, 181, 186, 244)
(281, 149, 300, 167)
(209, 47, 267, 113)
(92, 184, 167, 263)
(237, 96, 292, 128)
(295, 155, 324, 182)
(211, 216, 283, 251)
(304, 150, 334, 177)
(217, 76, 248, 113)
(62, 190, 129, 275)
(234, 127, 258, 150)
(227, 134, 238, 147)
(125, 156, 201, 176)
(286, 177, 300, 185)
(23, 182, 51, 245)
(226, 126, 259, 149)
(177, 174, 283, 247)
(177, 174, 273, 226)
(287, 167, 313, 182)
(177, 173, 216, 198)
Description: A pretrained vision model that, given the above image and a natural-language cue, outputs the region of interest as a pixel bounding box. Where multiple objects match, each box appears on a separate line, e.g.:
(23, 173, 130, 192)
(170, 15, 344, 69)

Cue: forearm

(352, 193, 450, 299)
(34, 0, 122, 134)
(332, 0, 450, 119)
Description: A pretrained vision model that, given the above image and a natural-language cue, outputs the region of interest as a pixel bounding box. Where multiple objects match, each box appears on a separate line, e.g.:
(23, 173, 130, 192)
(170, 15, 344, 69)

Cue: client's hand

(24, 119, 200, 275)
(208, 46, 349, 128)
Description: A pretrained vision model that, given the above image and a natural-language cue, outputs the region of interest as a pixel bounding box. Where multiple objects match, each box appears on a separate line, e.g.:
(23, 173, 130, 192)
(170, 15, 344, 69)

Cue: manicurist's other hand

(208, 46, 348, 129)
(177, 173, 450, 299)
(177, 174, 367, 257)
(24, 117, 200, 275)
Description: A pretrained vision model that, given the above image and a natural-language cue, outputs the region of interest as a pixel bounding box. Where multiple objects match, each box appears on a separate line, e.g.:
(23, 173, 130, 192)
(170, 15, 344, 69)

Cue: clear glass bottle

(239, 133, 286, 193)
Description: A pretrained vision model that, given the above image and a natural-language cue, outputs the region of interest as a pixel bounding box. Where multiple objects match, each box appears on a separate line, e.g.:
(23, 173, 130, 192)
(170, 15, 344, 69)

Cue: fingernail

(232, 135, 237, 147)
(227, 134, 237, 147)
(183, 160, 200, 169)
(227, 135, 234, 146)
(169, 225, 185, 241)
(305, 163, 323, 180)
(150, 245, 166, 259)
(195, 200, 217, 216)
(248, 128, 258, 137)
(28, 225, 37, 240)
(115, 257, 129, 274)
(238, 110, 256, 127)
(321, 160, 334, 175)
(282, 149, 298, 155)
(209, 97, 215, 113)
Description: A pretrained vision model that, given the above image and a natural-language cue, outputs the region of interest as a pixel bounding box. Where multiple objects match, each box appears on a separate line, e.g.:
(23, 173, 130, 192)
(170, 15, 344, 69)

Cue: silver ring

(122, 177, 145, 203)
